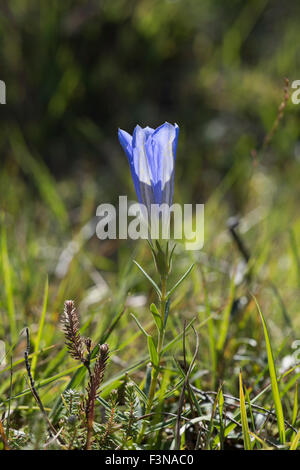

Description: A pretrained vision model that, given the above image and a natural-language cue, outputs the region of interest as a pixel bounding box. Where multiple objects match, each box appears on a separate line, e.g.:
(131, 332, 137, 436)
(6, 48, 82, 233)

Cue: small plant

(61, 300, 110, 449)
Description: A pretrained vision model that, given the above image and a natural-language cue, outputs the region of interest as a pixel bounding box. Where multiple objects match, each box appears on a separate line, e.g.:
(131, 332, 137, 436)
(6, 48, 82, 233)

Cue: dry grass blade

(24, 328, 62, 443)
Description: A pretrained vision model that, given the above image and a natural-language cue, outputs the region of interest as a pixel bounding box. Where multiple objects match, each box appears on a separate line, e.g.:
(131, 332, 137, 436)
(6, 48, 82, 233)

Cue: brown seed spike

(99, 343, 109, 355)
(62, 300, 85, 363)
(85, 343, 110, 449)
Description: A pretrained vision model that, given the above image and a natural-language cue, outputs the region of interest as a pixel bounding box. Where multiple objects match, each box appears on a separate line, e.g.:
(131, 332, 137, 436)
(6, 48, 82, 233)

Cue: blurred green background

(1, 0, 300, 209)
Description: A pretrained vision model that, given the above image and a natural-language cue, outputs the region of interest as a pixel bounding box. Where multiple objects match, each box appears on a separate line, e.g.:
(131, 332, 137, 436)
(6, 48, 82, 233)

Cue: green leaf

(292, 382, 298, 427)
(31, 277, 48, 378)
(200, 266, 217, 388)
(1, 222, 17, 343)
(219, 388, 224, 417)
(239, 370, 251, 450)
(130, 379, 148, 405)
(218, 386, 225, 449)
(216, 274, 235, 352)
(289, 229, 300, 288)
(150, 303, 162, 331)
(101, 307, 127, 343)
(0, 341, 6, 368)
(249, 432, 269, 450)
(290, 429, 300, 450)
(168, 243, 176, 269)
(144, 363, 152, 399)
(133, 260, 161, 298)
(130, 313, 149, 337)
(245, 387, 256, 437)
(253, 295, 286, 444)
(147, 336, 159, 367)
(166, 264, 194, 299)
(164, 299, 170, 328)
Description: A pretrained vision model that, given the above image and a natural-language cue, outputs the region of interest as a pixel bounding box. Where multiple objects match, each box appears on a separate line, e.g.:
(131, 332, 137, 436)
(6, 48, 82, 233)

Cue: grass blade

(133, 260, 161, 297)
(253, 295, 286, 444)
(166, 264, 194, 300)
(31, 277, 48, 378)
(150, 303, 162, 331)
(147, 336, 159, 367)
(239, 370, 251, 450)
(200, 266, 216, 388)
(130, 312, 149, 337)
(1, 222, 17, 343)
(289, 430, 300, 450)
(216, 273, 235, 352)
(292, 382, 298, 428)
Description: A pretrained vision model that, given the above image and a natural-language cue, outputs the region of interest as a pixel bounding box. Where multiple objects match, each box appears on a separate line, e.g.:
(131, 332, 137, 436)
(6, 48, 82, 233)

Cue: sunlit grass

(0, 144, 299, 449)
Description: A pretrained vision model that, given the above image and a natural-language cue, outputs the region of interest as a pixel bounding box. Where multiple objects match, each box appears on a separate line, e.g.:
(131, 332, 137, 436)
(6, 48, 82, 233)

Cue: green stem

(137, 276, 167, 445)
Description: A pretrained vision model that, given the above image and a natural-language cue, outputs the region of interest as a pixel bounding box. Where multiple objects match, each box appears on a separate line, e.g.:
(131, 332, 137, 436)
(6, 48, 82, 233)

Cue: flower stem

(137, 276, 167, 445)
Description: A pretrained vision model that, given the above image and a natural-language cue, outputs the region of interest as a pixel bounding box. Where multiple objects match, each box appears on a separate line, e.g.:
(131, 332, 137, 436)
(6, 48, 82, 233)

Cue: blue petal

(146, 122, 178, 205)
(172, 123, 179, 161)
(118, 123, 179, 211)
(143, 126, 155, 140)
(119, 128, 143, 203)
(132, 125, 152, 187)
(118, 128, 133, 161)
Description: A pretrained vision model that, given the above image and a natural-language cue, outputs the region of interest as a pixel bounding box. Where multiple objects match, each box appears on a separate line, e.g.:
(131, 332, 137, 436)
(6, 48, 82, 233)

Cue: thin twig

(24, 328, 62, 443)
(191, 386, 297, 433)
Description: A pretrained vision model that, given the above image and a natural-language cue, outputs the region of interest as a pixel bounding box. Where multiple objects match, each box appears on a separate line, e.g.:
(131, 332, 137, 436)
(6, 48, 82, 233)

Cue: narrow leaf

(130, 313, 149, 337)
(200, 267, 216, 388)
(130, 379, 148, 405)
(133, 260, 161, 297)
(239, 370, 251, 450)
(249, 432, 269, 450)
(31, 277, 48, 378)
(150, 303, 162, 331)
(292, 382, 298, 427)
(166, 264, 194, 299)
(147, 336, 159, 367)
(0, 341, 6, 369)
(290, 429, 300, 450)
(164, 299, 171, 328)
(253, 295, 286, 444)
(168, 243, 176, 269)
(216, 274, 235, 352)
(1, 222, 17, 343)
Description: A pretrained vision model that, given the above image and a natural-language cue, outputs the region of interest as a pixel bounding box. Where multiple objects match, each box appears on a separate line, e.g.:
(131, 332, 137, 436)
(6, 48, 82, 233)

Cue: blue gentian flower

(118, 122, 179, 211)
